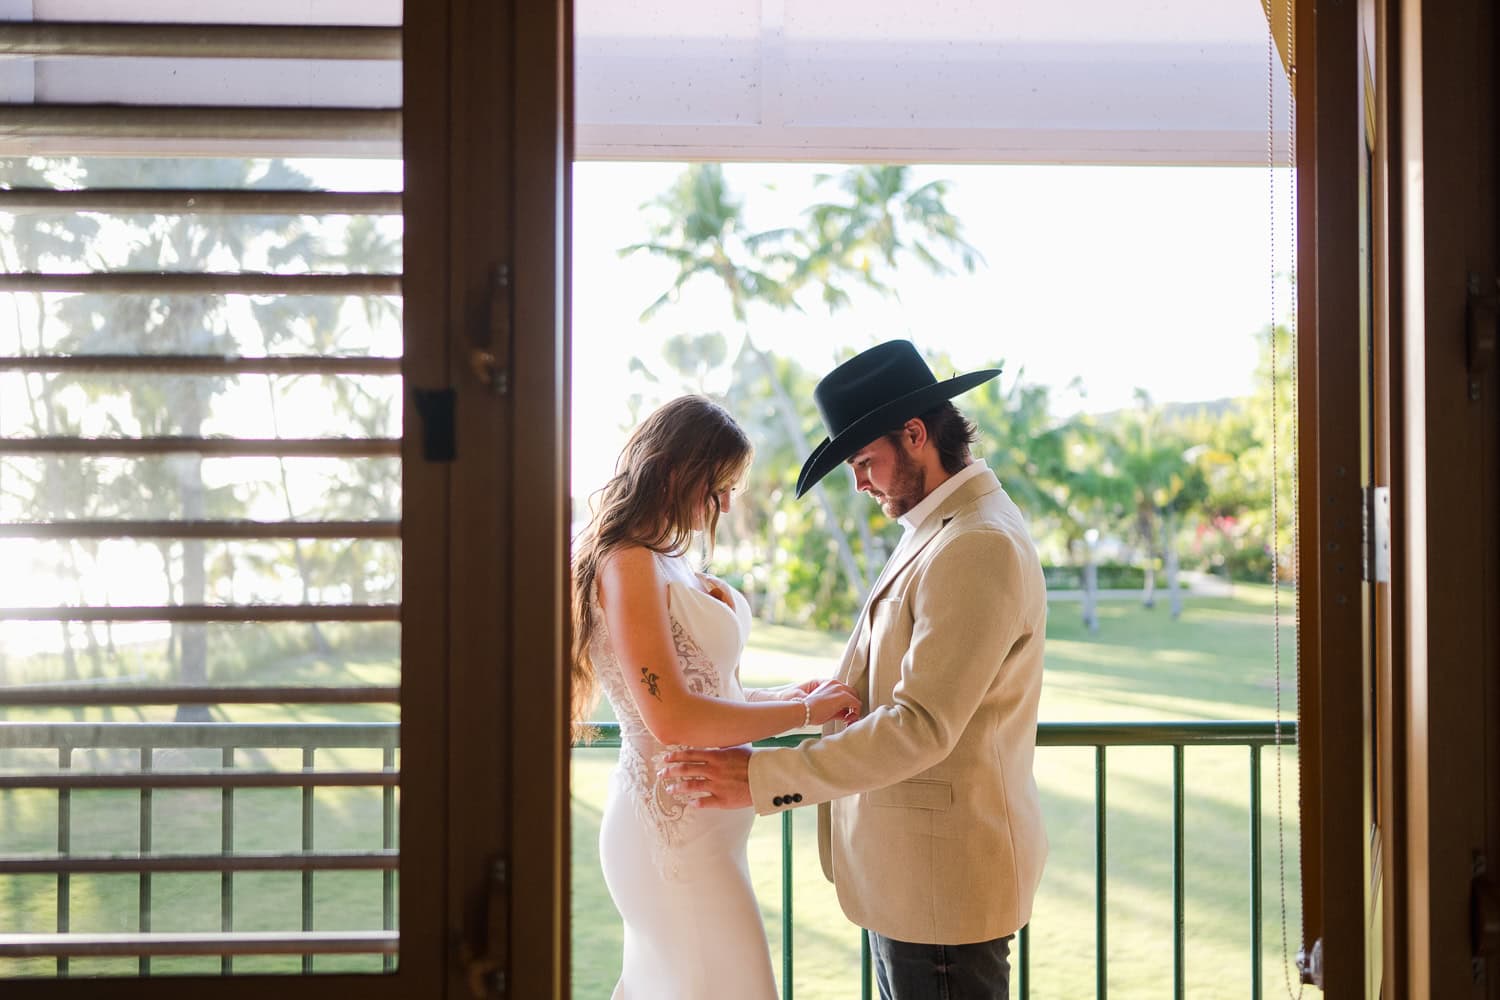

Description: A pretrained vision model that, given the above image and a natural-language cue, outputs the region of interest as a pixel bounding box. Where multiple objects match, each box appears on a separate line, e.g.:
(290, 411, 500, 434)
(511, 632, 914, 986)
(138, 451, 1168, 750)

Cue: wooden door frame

(434, 0, 572, 997)
(1371, 0, 1407, 995)
(1393, 0, 1499, 997)
(403, 0, 459, 993)
(1297, 0, 1370, 988)
(505, 0, 573, 996)
(1302, 0, 1500, 995)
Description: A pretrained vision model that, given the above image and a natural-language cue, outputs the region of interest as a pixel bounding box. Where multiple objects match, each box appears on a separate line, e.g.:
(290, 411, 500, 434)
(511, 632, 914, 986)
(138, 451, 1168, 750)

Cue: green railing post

(56, 746, 71, 979)
(302, 746, 316, 974)
(1095, 744, 1107, 1000)
(861, 929, 872, 1000)
(1019, 921, 1029, 1000)
(383, 744, 397, 972)
(138, 744, 153, 977)
(782, 809, 793, 1000)
(222, 746, 235, 976)
(1250, 744, 1263, 1000)
(1172, 745, 1185, 1000)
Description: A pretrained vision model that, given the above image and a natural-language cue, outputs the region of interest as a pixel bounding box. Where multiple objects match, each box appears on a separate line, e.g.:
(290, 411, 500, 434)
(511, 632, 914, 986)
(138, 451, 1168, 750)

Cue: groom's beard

(874, 448, 927, 519)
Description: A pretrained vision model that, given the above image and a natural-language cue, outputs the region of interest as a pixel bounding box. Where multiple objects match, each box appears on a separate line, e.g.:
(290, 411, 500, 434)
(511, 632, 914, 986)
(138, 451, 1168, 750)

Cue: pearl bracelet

(800, 698, 812, 729)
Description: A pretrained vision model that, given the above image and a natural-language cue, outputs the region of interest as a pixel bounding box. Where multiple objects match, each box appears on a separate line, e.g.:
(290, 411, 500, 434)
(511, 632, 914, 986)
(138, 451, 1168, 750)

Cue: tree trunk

(1140, 510, 1157, 609)
(175, 385, 212, 722)
(1082, 539, 1100, 634)
(856, 509, 895, 590)
(742, 336, 870, 598)
(82, 621, 106, 679)
(762, 503, 781, 624)
(1165, 511, 1183, 619)
(58, 622, 79, 682)
(262, 355, 332, 656)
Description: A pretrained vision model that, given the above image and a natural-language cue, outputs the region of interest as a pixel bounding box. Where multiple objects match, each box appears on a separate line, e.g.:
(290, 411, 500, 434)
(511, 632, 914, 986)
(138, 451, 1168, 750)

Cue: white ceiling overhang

(576, 0, 1294, 165)
(0, 0, 1292, 165)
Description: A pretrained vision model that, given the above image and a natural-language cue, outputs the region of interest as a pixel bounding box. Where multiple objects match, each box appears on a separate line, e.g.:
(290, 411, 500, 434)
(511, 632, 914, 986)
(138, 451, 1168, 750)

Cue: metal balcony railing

(0, 719, 400, 976)
(584, 719, 1298, 1000)
(0, 718, 1295, 998)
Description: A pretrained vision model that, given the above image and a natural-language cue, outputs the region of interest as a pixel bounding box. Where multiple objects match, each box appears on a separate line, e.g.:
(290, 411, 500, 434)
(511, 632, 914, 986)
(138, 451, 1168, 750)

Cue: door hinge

(1466, 272, 1498, 400)
(413, 387, 457, 463)
(1362, 486, 1390, 584)
(460, 856, 509, 997)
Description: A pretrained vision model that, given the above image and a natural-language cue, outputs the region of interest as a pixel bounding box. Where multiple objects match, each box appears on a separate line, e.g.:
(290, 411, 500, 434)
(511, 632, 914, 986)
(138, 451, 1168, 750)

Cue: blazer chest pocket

(867, 777, 952, 811)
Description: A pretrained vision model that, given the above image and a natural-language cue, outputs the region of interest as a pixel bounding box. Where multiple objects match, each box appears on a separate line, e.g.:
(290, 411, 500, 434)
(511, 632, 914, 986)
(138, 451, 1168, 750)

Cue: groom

(663, 340, 1048, 999)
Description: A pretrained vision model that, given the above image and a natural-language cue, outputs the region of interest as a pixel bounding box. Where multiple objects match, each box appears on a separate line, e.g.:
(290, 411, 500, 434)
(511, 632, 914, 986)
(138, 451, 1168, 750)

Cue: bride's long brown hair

(571, 395, 752, 728)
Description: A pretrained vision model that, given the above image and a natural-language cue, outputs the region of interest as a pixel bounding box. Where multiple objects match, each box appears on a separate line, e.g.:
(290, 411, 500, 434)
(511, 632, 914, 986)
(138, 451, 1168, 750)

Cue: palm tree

(43, 157, 337, 717)
(1106, 392, 1177, 608)
(1054, 420, 1132, 633)
(796, 165, 981, 309)
(619, 165, 871, 595)
(0, 158, 110, 682)
(622, 163, 982, 605)
(1107, 393, 1219, 618)
(253, 200, 404, 650)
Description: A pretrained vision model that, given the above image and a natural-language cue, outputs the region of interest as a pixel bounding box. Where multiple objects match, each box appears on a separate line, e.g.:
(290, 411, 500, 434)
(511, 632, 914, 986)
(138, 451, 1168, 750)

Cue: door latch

(413, 387, 457, 463)
(1466, 273, 1498, 400)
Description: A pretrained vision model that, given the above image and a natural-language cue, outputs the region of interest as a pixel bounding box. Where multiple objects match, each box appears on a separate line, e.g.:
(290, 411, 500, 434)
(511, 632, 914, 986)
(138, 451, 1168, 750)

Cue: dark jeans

(868, 930, 1013, 1000)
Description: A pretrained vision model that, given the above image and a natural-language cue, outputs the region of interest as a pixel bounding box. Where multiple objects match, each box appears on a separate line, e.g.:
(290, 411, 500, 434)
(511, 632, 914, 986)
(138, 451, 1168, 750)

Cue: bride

(572, 395, 862, 1000)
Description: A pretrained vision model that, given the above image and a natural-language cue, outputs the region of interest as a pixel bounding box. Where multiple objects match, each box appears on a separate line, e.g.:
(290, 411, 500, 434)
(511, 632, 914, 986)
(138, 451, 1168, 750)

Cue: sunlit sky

(571, 161, 1295, 497)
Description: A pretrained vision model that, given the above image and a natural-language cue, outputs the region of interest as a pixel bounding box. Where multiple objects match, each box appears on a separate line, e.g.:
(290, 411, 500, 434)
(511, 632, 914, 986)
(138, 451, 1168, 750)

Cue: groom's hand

(659, 746, 753, 810)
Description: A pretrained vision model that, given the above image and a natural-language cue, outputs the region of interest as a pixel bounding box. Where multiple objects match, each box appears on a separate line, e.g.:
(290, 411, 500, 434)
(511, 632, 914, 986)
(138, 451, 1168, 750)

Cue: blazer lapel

(863, 470, 1002, 611)
(836, 469, 1003, 689)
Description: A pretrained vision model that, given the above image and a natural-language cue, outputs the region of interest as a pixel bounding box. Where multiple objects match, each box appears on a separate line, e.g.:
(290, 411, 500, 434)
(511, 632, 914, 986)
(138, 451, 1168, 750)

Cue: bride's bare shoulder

(595, 545, 666, 607)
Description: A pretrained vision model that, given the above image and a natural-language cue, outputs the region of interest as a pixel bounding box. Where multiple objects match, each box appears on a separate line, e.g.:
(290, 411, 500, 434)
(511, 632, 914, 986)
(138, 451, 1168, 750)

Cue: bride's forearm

(642, 692, 805, 748)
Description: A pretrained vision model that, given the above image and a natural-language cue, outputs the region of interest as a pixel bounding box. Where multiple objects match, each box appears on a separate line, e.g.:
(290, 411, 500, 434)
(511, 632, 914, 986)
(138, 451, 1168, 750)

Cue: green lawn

(573, 586, 1304, 999)
(0, 591, 1304, 996)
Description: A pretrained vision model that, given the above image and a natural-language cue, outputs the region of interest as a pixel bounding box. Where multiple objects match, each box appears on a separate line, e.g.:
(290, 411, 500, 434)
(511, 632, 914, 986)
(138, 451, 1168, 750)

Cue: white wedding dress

(591, 551, 779, 1000)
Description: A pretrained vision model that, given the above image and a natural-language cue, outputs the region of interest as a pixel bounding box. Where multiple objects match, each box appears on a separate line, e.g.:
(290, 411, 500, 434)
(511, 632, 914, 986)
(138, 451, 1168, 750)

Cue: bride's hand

(800, 679, 862, 726)
(771, 679, 821, 700)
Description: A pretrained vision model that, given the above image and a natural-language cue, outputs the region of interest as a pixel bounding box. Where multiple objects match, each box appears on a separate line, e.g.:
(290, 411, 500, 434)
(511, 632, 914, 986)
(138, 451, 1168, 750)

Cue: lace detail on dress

(593, 588, 733, 880)
(669, 616, 723, 698)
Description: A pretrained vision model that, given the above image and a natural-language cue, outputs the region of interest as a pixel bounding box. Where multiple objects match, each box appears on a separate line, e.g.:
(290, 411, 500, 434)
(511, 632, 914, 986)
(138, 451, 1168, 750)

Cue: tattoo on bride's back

(640, 667, 662, 699)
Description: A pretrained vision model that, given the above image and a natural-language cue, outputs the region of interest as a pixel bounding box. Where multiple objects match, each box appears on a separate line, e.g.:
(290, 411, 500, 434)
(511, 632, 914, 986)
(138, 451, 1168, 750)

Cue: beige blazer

(747, 469, 1048, 945)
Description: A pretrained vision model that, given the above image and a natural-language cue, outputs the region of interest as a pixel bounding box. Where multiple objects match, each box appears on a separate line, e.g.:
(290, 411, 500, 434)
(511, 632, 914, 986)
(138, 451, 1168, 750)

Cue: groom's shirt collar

(898, 459, 990, 534)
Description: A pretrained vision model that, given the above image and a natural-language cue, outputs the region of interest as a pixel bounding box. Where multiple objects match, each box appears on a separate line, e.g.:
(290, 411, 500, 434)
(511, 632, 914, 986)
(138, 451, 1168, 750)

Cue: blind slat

(0, 105, 399, 142)
(0, 355, 401, 375)
(0, 272, 400, 295)
(0, 189, 401, 215)
(0, 23, 401, 61)
(0, 520, 400, 540)
(0, 605, 400, 623)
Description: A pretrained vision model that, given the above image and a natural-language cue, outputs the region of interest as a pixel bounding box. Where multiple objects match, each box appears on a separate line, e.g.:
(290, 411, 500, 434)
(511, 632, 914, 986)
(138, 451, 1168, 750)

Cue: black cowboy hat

(795, 340, 1000, 499)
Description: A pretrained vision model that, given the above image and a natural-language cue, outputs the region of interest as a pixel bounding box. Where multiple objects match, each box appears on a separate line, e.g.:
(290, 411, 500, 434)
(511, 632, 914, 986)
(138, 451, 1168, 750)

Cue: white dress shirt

(897, 459, 992, 535)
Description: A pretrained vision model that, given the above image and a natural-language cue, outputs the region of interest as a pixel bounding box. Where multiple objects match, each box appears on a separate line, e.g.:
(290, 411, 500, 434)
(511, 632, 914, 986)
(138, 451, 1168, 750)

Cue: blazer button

(772, 796, 784, 807)
(791, 793, 803, 803)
